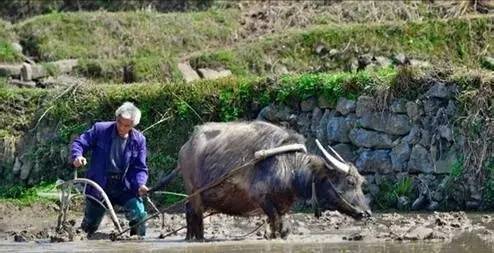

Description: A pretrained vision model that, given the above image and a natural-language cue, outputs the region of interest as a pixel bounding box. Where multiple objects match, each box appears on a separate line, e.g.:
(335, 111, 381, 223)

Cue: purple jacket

(71, 121, 148, 198)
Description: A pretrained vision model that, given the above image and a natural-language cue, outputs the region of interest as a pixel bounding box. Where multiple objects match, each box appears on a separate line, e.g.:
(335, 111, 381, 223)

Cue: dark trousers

(81, 179, 147, 236)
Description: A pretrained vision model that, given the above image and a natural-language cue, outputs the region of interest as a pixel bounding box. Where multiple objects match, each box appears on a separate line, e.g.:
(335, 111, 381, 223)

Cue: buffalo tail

(148, 167, 179, 193)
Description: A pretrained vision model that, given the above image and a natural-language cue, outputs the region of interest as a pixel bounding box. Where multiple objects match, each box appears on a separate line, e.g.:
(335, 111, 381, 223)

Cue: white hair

(115, 102, 141, 126)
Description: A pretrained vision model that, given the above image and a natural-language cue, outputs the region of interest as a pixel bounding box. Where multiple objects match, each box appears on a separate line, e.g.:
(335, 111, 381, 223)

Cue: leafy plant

(374, 177, 413, 210)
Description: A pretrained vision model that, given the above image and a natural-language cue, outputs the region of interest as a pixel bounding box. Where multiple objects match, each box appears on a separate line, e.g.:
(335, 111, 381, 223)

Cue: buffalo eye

(347, 177, 356, 186)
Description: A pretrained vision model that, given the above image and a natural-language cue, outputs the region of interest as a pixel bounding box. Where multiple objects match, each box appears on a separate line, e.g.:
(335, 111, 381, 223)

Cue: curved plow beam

(56, 178, 122, 233)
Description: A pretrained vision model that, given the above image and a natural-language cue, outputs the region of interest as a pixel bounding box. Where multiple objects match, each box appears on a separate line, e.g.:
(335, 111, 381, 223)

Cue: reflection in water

(1, 232, 494, 253)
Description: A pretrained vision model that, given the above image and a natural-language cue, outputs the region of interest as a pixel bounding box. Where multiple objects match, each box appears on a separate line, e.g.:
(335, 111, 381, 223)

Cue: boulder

(314, 43, 328, 55)
(406, 101, 422, 122)
(411, 195, 427, 210)
(0, 64, 22, 77)
(11, 42, 23, 53)
(12, 157, 21, 175)
(432, 190, 444, 202)
(355, 149, 392, 174)
(349, 128, 394, 148)
(296, 113, 311, 133)
(318, 96, 331, 109)
(327, 116, 356, 143)
(197, 68, 232, 80)
(300, 97, 317, 112)
(336, 97, 356, 115)
(390, 99, 408, 114)
(356, 96, 375, 117)
(408, 145, 433, 174)
(438, 125, 453, 142)
(410, 59, 431, 69)
(482, 56, 494, 70)
(392, 53, 410, 65)
(52, 59, 79, 74)
(310, 107, 323, 134)
(257, 104, 294, 123)
(367, 184, 380, 196)
(21, 63, 33, 80)
(19, 156, 32, 180)
(426, 201, 439, 211)
(434, 151, 458, 174)
(419, 129, 431, 148)
(402, 126, 421, 145)
(390, 141, 411, 172)
(422, 98, 445, 116)
(178, 62, 200, 83)
(397, 196, 410, 210)
(332, 143, 355, 162)
(446, 100, 458, 116)
(9, 79, 36, 88)
(426, 83, 452, 99)
(358, 112, 411, 135)
(316, 110, 333, 144)
(374, 56, 393, 68)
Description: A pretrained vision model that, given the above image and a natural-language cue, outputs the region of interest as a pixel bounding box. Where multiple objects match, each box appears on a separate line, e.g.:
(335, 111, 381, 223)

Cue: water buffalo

(155, 121, 371, 240)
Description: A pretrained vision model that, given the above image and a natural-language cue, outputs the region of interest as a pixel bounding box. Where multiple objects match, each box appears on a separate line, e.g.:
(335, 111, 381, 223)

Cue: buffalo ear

(309, 156, 330, 175)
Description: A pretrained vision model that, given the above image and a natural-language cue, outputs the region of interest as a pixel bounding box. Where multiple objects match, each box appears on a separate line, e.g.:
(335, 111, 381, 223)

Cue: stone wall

(258, 82, 478, 211)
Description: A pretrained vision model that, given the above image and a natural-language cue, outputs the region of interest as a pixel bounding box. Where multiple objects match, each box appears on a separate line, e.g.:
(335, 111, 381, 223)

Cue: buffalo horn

(315, 139, 349, 174)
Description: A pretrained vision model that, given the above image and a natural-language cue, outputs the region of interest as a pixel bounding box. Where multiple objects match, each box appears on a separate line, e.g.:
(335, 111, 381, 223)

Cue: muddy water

(2, 213, 494, 253)
(1, 232, 494, 253)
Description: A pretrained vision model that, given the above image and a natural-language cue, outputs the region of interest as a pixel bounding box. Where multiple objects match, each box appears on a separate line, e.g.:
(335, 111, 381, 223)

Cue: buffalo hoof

(263, 227, 276, 240)
(280, 223, 291, 239)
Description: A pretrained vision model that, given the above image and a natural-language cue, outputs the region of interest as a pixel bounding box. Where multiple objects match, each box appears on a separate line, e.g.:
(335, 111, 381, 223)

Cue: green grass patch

(14, 10, 240, 82)
(191, 16, 494, 78)
(0, 19, 22, 62)
(0, 181, 57, 205)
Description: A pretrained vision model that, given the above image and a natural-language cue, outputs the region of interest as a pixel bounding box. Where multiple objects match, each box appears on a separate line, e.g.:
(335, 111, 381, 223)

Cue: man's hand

(73, 156, 87, 168)
(138, 185, 149, 197)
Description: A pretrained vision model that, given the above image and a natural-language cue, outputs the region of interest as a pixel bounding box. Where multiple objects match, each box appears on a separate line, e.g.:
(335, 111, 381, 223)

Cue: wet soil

(1, 201, 494, 248)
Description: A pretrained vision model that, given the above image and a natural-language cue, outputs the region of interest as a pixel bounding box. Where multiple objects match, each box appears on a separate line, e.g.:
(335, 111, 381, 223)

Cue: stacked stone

(258, 82, 469, 210)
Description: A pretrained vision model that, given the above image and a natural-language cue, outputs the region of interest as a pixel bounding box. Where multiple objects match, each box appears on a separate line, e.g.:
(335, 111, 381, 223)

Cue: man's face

(116, 116, 134, 138)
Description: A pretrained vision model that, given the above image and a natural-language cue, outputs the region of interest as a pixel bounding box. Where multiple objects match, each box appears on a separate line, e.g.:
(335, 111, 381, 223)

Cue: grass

(0, 19, 22, 62)
(0, 86, 49, 136)
(190, 15, 494, 78)
(375, 177, 414, 210)
(13, 10, 240, 82)
(0, 181, 57, 205)
(5, 5, 491, 82)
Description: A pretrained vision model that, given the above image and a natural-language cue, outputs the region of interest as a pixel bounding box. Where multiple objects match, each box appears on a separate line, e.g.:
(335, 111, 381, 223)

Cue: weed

(0, 181, 57, 205)
(375, 177, 413, 210)
(450, 157, 465, 179)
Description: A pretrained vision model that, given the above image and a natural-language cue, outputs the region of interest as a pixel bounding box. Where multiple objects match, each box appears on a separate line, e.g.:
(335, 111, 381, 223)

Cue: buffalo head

(311, 139, 371, 220)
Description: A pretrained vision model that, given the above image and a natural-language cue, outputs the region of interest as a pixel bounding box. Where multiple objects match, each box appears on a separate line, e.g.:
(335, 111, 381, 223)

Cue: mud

(1, 201, 493, 245)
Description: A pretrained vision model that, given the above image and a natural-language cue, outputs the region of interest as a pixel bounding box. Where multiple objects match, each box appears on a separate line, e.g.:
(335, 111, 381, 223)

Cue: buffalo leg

(185, 202, 194, 240)
(185, 196, 205, 241)
(260, 199, 282, 239)
(278, 216, 290, 239)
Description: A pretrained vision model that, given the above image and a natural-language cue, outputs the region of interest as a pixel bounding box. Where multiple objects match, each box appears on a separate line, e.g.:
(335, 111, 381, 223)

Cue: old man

(71, 101, 149, 237)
